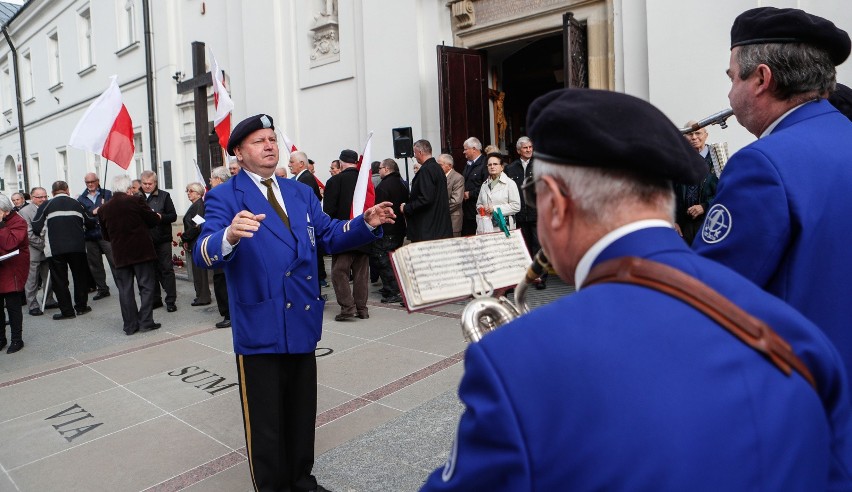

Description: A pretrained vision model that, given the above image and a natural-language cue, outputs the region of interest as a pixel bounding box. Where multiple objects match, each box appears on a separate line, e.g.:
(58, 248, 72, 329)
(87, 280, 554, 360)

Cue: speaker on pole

(392, 127, 413, 158)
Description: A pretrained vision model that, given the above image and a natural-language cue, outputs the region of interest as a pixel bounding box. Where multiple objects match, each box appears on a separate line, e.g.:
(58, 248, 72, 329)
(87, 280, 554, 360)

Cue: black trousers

(152, 242, 177, 304)
(0, 291, 24, 343)
(371, 234, 404, 296)
(85, 239, 117, 294)
(236, 353, 318, 492)
(49, 252, 90, 315)
(213, 269, 229, 318)
(114, 261, 157, 333)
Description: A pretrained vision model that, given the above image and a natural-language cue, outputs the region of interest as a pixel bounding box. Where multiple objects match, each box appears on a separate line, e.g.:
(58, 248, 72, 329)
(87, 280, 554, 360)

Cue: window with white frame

(78, 7, 94, 69)
(48, 31, 61, 87)
(30, 154, 40, 187)
(21, 51, 33, 101)
(133, 132, 144, 177)
(118, 0, 137, 48)
(1, 61, 10, 114)
(56, 148, 68, 183)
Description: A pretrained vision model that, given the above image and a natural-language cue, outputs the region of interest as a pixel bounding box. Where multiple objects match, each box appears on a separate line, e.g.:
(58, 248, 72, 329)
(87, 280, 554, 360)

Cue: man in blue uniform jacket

(421, 89, 852, 491)
(193, 114, 395, 492)
(693, 7, 852, 396)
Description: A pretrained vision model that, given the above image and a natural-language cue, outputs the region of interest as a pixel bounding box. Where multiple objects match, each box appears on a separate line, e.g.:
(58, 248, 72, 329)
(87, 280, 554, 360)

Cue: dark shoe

(381, 294, 402, 304)
(29, 308, 43, 316)
(0, 339, 6, 351)
(215, 318, 231, 329)
(44, 301, 60, 310)
(319, 279, 329, 288)
(191, 300, 211, 306)
(166, 304, 177, 312)
(93, 291, 110, 300)
(140, 323, 161, 332)
(6, 340, 23, 354)
(534, 279, 547, 290)
(314, 486, 333, 492)
(152, 300, 164, 310)
(356, 312, 369, 319)
(76, 306, 92, 315)
(334, 313, 355, 321)
(124, 327, 139, 336)
(53, 312, 76, 320)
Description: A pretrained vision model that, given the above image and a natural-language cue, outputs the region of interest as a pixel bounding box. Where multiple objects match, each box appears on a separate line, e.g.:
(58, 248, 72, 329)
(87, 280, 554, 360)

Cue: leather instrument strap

(583, 257, 817, 391)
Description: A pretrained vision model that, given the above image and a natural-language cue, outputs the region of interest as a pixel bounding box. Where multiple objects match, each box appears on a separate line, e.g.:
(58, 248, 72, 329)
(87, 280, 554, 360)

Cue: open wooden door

(437, 46, 490, 173)
(563, 12, 588, 88)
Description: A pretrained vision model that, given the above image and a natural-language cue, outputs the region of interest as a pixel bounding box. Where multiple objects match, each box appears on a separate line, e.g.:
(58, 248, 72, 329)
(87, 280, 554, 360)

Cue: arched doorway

(2, 155, 16, 193)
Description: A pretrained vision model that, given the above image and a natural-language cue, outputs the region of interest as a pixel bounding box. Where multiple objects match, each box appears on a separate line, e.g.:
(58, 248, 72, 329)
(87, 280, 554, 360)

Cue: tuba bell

(460, 250, 551, 342)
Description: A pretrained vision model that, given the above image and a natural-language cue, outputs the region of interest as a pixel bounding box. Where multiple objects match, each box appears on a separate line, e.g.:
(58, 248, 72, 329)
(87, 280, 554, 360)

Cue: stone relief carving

(310, 0, 340, 68)
(451, 0, 475, 29)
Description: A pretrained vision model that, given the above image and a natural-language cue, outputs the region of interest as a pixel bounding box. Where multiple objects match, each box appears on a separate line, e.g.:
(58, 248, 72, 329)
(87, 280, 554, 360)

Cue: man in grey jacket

(17, 187, 56, 316)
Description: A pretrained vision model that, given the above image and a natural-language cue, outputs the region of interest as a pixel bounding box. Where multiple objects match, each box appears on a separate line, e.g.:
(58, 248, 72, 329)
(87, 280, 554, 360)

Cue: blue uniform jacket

(423, 227, 852, 491)
(193, 171, 379, 355)
(693, 99, 852, 395)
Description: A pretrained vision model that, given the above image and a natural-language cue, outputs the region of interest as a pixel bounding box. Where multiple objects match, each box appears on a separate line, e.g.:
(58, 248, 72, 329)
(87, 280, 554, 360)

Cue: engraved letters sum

(167, 365, 238, 395)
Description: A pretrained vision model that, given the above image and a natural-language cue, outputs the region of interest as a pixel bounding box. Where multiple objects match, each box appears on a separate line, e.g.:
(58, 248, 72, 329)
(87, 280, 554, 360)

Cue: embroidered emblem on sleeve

(701, 204, 732, 244)
(441, 436, 459, 482)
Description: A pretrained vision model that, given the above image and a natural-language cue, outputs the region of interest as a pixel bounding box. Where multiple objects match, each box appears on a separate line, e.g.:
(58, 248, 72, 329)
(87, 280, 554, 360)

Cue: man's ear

(540, 175, 569, 230)
(233, 147, 243, 162)
(754, 64, 774, 96)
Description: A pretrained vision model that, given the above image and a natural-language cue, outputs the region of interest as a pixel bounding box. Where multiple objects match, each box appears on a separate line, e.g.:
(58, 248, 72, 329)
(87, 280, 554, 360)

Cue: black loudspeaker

(392, 127, 413, 158)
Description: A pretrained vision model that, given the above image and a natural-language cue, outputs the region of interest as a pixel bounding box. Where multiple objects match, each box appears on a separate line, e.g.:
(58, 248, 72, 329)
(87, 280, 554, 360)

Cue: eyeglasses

(85, 180, 98, 184)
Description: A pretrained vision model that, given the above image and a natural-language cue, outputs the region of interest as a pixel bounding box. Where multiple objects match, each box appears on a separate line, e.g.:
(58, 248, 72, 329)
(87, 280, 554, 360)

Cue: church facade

(0, 0, 849, 212)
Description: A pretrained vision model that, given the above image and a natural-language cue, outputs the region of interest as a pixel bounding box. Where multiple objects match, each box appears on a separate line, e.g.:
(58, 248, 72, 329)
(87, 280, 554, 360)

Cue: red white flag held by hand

(68, 75, 134, 170)
(210, 49, 234, 150)
(351, 132, 376, 218)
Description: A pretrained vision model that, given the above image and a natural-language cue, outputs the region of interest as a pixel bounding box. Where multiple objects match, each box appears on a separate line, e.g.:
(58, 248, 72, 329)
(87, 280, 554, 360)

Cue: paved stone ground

(0, 259, 572, 492)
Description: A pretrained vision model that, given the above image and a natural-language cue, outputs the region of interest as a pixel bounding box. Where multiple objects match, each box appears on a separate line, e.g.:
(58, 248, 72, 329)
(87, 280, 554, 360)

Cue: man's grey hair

(735, 43, 836, 101)
(112, 175, 132, 194)
(210, 166, 231, 182)
(437, 153, 454, 168)
(290, 151, 308, 165)
(535, 160, 675, 227)
(463, 137, 482, 151)
(381, 158, 399, 173)
(140, 170, 158, 182)
(413, 139, 432, 155)
(0, 193, 12, 212)
(516, 136, 532, 150)
(11, 192, 24, 202)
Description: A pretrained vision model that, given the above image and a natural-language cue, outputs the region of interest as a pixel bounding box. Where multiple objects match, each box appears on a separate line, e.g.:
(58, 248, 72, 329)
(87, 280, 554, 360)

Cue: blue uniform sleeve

(192, 191, 234, 269)
(421, 343, 531, 491)
(692, 148, 790, 288)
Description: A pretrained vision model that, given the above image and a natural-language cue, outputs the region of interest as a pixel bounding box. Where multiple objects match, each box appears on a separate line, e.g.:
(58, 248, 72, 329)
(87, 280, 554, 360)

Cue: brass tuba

(460, 251, 551, 342)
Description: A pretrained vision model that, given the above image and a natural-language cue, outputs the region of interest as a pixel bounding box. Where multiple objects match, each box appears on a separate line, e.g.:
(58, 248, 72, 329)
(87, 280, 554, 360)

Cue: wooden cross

(176, 41, 214, 182)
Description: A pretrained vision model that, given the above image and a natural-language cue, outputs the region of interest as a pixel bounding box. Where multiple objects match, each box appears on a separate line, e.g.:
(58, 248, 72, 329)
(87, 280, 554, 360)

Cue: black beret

(227, 114, 275, 156)
(731, 7, 851, 66)
(339, 149, 359, 164)
(829, 83, 852, 122)
(527, 88, 706, 184)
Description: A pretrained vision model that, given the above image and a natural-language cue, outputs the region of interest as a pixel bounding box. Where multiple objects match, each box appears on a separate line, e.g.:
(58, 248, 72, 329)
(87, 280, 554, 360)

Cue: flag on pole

(68, 75, 135, 170)
(193, 159, 205, 186)
(351, 132, 376, 218)
(281, 131, 298, 154)
(210, 49, 234, 150)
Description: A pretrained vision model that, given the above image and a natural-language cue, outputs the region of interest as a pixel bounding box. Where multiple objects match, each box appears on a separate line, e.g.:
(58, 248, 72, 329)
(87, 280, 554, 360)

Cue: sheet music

(393, 231, 531, 308)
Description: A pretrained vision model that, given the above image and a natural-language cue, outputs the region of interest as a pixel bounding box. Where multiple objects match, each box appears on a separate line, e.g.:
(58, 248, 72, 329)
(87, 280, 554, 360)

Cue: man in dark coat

(373, 158, 409, 303)
(401, 139, 452, 242)
(99, 175, 162, 335)
(140, 170, 178, 312)
(290, 150, 327, 288)
(32, 181, 94, 320)
(323, 149, 372, 320)
(505, 136, 547, 289)
(77, 173, 116, 300)
(460, 137, 487, 236)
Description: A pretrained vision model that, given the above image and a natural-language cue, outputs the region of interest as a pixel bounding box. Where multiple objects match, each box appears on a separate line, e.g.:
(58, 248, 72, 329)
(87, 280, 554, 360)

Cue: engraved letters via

(45, 404, 104, 443)
(168, 366, 238, 395)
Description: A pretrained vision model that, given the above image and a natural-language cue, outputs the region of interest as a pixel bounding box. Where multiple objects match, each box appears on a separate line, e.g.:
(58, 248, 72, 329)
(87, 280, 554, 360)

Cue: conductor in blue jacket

(421, 90, 852, 491)
(193, 114, 395, 492)
(693, 8, 852, 396)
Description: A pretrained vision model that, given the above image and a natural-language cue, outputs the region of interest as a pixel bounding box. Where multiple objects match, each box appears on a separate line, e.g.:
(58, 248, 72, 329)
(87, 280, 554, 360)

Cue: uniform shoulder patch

(441, 436, 459, 482)
(701, 203, 732, 244)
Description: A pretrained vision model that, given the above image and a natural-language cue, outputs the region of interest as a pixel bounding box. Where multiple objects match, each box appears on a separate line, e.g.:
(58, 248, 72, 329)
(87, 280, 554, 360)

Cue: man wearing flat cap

(421, 89, 852, 491)
(693, 7, 852, 396)
(193, 114, 395, 492)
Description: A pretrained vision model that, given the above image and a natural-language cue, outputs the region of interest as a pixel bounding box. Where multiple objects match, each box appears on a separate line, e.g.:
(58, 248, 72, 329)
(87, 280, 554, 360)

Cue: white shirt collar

(574, 219, 673, 289)
(760, 101, 811, 138)
(698, 145, 709, 158)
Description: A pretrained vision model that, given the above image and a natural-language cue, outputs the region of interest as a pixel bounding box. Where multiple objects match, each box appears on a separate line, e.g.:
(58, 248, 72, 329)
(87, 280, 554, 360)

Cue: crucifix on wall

(176, 41, 220, 182)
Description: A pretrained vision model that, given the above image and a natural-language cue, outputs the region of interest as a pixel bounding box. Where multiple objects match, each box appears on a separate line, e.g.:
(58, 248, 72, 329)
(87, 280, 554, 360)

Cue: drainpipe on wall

(142, 0, 158, 170)
(2, 26, 29, 192)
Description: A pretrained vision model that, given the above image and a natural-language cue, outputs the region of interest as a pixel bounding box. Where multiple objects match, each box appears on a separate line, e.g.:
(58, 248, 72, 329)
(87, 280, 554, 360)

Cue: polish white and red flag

(210, 50, 234, 150)
(68, 75, 134, 169)
(281, 131, 298, 154)
(351, 132, 376, 218)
